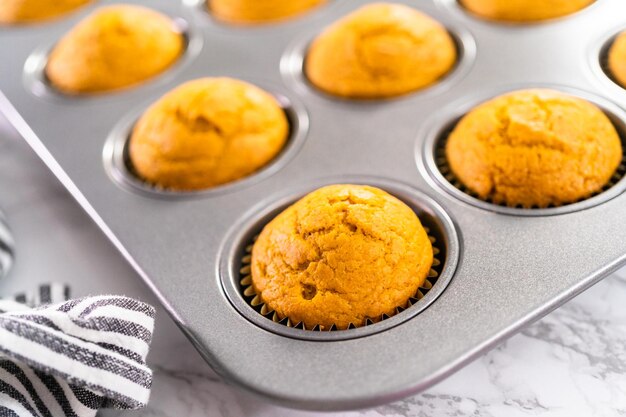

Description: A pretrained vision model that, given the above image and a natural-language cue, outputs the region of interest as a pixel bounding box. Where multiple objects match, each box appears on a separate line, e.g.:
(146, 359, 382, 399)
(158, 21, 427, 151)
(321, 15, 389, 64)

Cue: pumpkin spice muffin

(129, 77, 289, 191)
(305, 3, 457, 99)
(608, 31, 626, 89)
(459, 0, 594, 22)
(209, 0, 326, 24)
(250, 184, 434, 330)
(0, 0, 92, 24)
(445, 89, 623, 208)
(46, 5, 184, 94)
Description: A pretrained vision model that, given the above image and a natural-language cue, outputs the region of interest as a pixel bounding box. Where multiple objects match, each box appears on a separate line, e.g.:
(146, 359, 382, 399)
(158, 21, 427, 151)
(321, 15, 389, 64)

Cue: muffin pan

(1, 0, 626, 411)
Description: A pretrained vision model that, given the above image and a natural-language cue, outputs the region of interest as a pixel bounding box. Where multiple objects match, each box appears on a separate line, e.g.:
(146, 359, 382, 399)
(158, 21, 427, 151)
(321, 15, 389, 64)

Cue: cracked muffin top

(445, 89, 623, 208)
(459, 0, 594, 22)
(208, 0, 326, 24)
(0, 0, 92, 24)
(46, 5, 184, 94)
(609, 31, 626, 90)
(250, 184, 434, 330)
(305, 3, 456, 99)
(129, 77, 289, 191)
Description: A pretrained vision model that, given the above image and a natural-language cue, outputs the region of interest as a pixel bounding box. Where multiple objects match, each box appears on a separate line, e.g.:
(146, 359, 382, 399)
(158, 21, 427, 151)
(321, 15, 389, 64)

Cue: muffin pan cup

(22, 14, 203, 102)
(221, 178, 457, 341)
(2, 0, 626, 411)
(588, 25, 626, 96)
(420, 86, 626, 216)
(102, 82, 309, 199)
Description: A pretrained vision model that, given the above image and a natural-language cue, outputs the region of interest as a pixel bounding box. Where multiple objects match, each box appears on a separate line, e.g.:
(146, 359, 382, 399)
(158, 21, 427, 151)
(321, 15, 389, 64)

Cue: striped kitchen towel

(0, 212, 13, 280)
(0, 285, 155, 416)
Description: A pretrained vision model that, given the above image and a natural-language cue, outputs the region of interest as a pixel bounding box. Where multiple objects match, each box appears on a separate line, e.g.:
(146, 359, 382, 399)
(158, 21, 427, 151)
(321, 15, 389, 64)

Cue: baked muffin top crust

(46, 4, 184, 94)
(609, 31, 626, 89)
(209, 0, 326, 24)
(305, 3, 457, 99)
(251, 184, 434, 330)
(445, 89, 623, 208)
(129, 77, 289, 191)
(0, 0, 92, 24)
(459, 0, 594, 22)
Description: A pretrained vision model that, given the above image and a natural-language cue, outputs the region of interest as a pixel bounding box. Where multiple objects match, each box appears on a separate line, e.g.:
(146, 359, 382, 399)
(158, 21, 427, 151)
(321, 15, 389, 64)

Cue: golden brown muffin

(608, 31, 626, 89)
(445, 89, 623, 208)
(209, 0, 326, 24)
(129, 77, 289, 191)
(306, 3, 456, 99)
(305, 3, 456, 99)
(0, 0, 91, 24)
(46, 5, 184, 94)
(459, 0, 594, 22)
(251, 184, 434, 330)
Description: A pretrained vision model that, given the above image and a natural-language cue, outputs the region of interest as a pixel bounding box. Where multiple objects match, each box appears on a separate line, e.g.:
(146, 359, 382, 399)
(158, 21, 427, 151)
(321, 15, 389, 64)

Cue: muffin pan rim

(22, 13, 203, 103)
(279, 7, 477, 104)
(102, 82, 310, 199)
(588, 24, 626, 98)
(418, 84, 626, 217)
(217, 176, 460, 341)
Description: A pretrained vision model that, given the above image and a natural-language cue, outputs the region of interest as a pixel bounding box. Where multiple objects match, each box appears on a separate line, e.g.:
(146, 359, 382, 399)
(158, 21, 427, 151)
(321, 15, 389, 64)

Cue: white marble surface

(1, 113, 625, 417)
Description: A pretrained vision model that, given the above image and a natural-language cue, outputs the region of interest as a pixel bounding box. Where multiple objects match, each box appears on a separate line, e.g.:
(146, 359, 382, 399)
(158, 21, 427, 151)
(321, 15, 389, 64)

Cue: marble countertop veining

(0, 114, 625, 417)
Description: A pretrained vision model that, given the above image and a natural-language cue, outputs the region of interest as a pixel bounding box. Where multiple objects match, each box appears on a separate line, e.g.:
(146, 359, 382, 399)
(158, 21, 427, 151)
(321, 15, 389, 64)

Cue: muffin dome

(305, 3, 456, 99)
(209, 0, 326, 24)
(459, 0, 594, 22)
(129, 77, 289, 191)
(251, 184, 434, 330)
(609, 31, 626, 89)
(445, 89, 623, 208)
(46, 5, 184, 94)
(0, 0, 91, 24)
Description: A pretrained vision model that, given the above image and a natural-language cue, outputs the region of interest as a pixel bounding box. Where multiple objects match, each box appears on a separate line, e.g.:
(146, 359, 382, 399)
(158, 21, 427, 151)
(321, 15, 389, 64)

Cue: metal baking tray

(2, 0, 626, 410)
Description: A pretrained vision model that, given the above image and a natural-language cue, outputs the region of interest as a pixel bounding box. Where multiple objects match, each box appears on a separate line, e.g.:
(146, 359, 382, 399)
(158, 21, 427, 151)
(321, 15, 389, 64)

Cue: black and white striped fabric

(0, 212, 13, 279)
(7, 284, 69, 308)
(0, 286, 155, 416)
